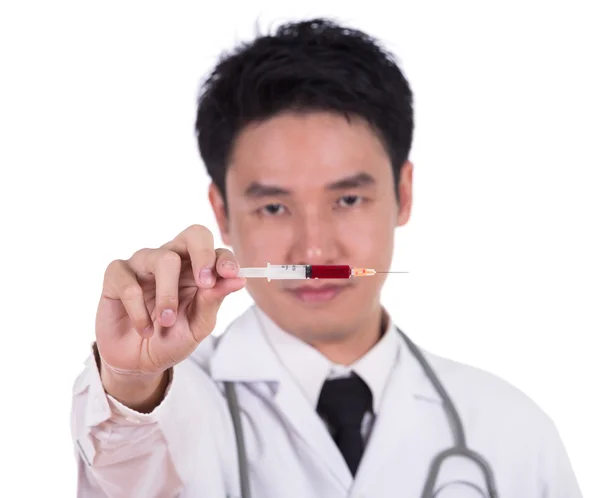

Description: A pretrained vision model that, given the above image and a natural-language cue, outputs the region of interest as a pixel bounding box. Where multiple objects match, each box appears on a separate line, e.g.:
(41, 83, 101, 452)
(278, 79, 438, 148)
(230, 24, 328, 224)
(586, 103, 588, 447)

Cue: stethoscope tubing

(224, 327, 499, 498)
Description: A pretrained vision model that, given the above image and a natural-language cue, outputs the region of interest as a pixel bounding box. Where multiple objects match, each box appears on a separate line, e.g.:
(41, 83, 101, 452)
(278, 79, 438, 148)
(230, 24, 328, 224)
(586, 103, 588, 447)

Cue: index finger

(162, 224, 216, 288)
(214, 248, 240, 279)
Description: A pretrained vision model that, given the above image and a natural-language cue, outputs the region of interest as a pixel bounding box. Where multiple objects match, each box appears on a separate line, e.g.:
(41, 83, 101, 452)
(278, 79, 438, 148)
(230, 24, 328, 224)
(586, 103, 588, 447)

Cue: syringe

(236, 264, 405, 281)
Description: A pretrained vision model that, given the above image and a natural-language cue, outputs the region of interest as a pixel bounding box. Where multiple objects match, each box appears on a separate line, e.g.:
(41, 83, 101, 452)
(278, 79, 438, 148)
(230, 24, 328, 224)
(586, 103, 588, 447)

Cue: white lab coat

(71, 306, 581, 497)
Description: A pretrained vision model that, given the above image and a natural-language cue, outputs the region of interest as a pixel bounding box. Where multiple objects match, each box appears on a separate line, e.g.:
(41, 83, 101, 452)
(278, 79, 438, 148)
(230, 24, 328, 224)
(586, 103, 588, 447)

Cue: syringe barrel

(266, 264, 308, 280)
(236, 264, 309, 280)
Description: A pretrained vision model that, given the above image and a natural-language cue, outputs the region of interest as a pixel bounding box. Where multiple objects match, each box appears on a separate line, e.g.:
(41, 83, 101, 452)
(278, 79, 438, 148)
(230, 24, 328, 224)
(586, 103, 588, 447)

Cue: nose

(292, 210, 340, 264)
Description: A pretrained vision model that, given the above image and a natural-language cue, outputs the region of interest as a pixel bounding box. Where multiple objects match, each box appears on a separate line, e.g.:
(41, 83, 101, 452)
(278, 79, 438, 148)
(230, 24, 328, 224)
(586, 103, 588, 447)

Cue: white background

(1, 1, 598, 496)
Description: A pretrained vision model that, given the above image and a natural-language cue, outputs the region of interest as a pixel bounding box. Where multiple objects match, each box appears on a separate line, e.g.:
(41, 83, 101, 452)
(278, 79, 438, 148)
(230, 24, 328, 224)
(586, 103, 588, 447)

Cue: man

(71, 18, 581, 497)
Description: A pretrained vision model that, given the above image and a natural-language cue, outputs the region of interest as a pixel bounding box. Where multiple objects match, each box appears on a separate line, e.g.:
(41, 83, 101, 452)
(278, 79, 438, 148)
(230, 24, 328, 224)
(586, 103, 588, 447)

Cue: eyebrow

(326, 172, 375, 190)
(243, 172, 376, 198)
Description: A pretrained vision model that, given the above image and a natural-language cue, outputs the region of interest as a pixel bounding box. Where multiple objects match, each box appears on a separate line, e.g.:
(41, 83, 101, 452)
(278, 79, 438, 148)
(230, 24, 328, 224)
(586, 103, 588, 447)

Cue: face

(209, 111, 413, 344)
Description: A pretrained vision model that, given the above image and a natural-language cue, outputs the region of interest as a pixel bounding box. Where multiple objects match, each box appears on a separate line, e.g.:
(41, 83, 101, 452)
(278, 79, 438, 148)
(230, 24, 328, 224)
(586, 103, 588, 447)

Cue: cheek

(339, 209, 395, 261)
(228, 218, 295, 265)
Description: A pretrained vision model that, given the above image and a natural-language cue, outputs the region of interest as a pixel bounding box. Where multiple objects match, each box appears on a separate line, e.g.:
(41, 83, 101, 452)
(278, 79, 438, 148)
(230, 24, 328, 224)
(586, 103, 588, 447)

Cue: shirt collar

(254, 305, 400, 413)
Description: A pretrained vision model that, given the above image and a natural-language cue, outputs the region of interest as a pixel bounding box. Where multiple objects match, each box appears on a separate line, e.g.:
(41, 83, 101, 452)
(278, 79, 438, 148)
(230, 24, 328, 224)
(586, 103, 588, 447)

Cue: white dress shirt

(254, 306, 400, 439)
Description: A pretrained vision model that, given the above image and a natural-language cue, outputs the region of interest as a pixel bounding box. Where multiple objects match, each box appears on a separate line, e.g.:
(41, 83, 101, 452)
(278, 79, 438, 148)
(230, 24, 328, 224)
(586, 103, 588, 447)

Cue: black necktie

(316, 373, 373, 476)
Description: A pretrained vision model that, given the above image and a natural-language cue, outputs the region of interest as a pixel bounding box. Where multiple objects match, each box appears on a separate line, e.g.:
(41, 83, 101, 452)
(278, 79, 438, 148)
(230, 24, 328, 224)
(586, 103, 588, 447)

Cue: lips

(287, 284, 348, 303)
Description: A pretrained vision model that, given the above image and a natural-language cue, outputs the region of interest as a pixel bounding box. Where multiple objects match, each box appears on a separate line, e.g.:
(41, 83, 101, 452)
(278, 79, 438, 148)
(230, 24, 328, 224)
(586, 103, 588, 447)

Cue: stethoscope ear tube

(398, 329, 498, 498)
(225, 382, 253, 498)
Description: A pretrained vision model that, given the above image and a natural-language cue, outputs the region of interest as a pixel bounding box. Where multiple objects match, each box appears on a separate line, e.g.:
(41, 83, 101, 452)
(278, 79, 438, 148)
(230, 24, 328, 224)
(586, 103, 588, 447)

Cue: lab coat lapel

(352, 331, 447, 495)
(271, 368, 354, 489)
(210, 306, 354, 491)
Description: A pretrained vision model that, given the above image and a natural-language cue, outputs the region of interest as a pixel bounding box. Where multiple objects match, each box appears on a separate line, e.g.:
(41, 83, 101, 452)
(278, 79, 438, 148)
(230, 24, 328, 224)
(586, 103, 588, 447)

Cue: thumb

(188, 277, 246, 339)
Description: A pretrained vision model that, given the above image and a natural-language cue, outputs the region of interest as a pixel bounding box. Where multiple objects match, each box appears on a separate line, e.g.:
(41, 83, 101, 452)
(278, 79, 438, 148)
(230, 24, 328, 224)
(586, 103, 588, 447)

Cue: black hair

(195, 18, 414, 204)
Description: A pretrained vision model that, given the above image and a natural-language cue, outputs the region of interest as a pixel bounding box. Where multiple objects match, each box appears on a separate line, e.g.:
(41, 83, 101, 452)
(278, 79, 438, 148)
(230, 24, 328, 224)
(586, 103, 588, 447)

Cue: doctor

(71, 18, 581, 498)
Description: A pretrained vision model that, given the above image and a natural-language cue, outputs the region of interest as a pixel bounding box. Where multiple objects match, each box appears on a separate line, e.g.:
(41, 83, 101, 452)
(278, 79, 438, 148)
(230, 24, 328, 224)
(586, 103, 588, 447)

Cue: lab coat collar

(209, 305, 283, 383)
(208, 304, 442, 404)
(209, 304, 444, 491)
(256, 303, 402, 413)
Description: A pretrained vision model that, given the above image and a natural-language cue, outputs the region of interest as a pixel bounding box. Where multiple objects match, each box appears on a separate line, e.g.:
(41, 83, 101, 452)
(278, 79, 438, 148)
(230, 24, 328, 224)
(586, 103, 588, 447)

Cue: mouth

(285, 283, 350, 303)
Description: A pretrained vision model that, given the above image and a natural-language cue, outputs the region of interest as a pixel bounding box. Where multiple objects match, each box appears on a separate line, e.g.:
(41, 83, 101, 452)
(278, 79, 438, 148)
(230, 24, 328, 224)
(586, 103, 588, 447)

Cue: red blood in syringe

(307, 265, 352, 279)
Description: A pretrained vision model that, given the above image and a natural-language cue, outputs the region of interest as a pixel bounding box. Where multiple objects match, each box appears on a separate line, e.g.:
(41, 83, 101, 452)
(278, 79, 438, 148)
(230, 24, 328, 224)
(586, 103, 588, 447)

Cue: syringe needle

(351, 268, 409, 277)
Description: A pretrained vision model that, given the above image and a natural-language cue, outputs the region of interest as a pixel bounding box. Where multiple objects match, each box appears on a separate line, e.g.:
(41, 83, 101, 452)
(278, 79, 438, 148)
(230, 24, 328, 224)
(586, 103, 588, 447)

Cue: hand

(95, 225, 245, 402)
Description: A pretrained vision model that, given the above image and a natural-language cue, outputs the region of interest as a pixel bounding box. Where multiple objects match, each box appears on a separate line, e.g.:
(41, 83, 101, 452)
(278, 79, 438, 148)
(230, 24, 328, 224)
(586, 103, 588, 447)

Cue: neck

(309, 305, 387, 365)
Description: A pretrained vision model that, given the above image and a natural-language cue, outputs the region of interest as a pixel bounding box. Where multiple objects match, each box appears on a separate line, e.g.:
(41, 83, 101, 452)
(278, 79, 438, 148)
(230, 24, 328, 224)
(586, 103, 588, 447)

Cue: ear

(208, 183, 231, 245)
(396, 160, 413, 227)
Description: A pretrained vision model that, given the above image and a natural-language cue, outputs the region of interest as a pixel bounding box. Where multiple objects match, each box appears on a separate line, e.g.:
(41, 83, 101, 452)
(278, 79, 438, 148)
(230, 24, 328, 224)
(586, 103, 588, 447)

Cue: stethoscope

(223, 327, 499, 498)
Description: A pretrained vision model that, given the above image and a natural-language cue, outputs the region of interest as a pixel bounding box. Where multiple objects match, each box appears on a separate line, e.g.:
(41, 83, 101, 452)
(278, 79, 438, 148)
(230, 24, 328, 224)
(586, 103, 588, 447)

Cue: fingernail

(200, 266, 214, 285)
(161, 309, 175, 326)
(221, 260, 238, 270)
(142, 325, 154, 337)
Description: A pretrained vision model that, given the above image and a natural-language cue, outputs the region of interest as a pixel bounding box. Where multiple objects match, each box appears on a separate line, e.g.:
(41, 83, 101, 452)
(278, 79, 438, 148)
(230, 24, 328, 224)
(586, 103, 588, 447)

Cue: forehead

(226, 111, 391, 189)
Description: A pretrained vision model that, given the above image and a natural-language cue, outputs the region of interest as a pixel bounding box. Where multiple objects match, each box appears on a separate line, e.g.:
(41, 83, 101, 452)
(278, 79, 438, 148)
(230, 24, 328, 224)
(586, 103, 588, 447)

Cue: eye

(336, 195, 363, 208)
(259, 203, 286, 216)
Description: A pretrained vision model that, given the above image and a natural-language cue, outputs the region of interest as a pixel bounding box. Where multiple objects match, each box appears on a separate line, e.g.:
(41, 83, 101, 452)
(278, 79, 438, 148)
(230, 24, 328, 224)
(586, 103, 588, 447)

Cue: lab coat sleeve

(538, 416, 582, 498)
(70, 344, 190, 498)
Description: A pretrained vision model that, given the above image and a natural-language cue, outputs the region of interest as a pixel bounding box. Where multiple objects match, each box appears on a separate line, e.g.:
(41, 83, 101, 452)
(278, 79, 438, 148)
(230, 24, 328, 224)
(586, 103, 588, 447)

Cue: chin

(278, 293, 370, 333)
(253, 280, 380, 336)
(280, 312, 355, 342)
